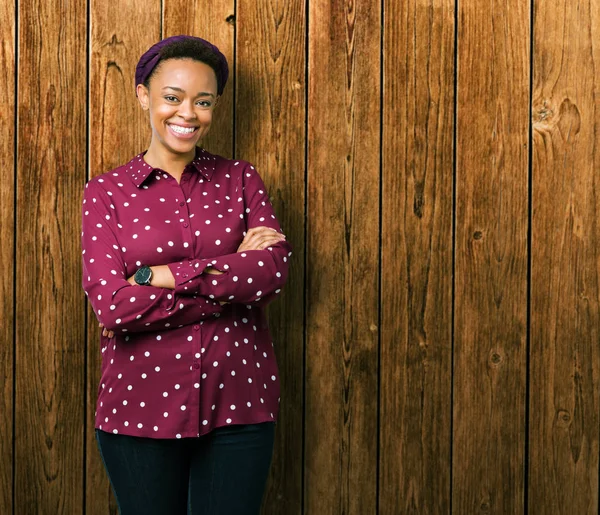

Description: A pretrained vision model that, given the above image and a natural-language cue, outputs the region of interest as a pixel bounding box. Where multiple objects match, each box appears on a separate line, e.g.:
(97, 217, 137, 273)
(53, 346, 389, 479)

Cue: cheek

(199, 111, 214, 128)
(198, 111, 213, 131)
(150, 105, 176, 128)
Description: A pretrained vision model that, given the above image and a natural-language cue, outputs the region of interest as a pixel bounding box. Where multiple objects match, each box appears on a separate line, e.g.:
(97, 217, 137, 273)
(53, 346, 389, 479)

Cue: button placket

(191, 321, 202, 370)
(192, 322, 202, 433)
(177, 182, 194, 256)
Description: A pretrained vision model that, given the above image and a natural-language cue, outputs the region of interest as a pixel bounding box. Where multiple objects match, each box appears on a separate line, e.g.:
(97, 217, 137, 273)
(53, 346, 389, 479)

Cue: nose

(177, 100, 197, 120)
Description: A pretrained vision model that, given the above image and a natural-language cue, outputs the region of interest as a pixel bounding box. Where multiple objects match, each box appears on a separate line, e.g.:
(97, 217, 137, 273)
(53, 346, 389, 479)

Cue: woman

(81, 35, 291, 514)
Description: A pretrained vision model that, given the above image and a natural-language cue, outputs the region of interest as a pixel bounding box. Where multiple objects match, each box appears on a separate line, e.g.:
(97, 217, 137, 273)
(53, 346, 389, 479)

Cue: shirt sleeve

(81, 180, 223, 334)
(167, 163, 292, 306)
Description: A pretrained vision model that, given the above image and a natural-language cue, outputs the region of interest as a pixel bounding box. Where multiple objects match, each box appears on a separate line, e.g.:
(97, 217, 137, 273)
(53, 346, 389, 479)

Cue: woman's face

(137, 58, 218, 157)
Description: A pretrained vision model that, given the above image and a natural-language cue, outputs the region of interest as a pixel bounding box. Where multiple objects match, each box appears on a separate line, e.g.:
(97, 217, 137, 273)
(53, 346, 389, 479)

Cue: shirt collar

(126, 147, 216, 188)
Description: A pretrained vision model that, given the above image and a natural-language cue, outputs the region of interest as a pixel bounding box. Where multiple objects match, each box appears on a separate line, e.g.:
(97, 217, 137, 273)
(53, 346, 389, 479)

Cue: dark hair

(143, 38, 226, 93)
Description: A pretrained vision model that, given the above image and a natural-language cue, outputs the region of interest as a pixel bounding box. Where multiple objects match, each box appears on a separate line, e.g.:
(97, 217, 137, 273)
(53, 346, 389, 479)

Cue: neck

(144, 143, 196, 182)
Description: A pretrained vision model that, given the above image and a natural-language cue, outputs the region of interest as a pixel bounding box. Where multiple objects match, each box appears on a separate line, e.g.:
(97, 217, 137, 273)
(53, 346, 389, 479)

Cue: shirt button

(193, 325, 200, 331)
(179, 201, 185, 206)
(183, 222, 189, 228)
(182, 273, 188, 278)
(192, 362, 200, 369)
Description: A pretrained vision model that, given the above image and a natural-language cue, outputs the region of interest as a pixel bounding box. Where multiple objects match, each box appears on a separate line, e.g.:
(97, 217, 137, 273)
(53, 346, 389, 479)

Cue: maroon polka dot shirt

(81, 148, 291, 439)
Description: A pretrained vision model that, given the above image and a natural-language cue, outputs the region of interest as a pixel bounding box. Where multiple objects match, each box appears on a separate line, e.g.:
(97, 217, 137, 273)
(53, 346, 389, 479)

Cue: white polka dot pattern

(81, 148, 290, 439)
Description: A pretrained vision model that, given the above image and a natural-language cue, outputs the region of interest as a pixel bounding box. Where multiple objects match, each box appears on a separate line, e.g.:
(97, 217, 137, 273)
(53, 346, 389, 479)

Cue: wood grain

(529, 0, 600, 512)
(6, 1, 600, 513)
(87, 2, 161, 513)
(235, 1, 306, 512)
(163, 0, 235, 159)
(452, 0, 530, 513)
(305, 0, 380, 513)
(0, 0, 15, 513)
(379, 0, 455, 512)
(15, 0, 86, 512)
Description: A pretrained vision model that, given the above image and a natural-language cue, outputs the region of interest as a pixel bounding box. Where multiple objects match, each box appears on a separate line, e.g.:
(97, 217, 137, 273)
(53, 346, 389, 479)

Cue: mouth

(167, 123, 200, 140)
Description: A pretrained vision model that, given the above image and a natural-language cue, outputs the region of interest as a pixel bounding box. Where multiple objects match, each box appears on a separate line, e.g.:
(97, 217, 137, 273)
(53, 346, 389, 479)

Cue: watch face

(135, 266, 152, 285)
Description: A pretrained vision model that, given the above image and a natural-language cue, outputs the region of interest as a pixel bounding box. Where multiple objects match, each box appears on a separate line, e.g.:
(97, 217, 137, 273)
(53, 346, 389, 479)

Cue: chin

(162, 135, 201, 155)
(170, 140, 199, 154)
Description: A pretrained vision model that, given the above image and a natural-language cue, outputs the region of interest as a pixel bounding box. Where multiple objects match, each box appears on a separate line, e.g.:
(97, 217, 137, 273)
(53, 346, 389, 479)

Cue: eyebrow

(161, 86, 215, 98)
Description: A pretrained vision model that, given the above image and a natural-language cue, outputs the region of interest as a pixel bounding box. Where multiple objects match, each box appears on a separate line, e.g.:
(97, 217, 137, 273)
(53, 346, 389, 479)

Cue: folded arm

(167, 164, 292, 306)
(81, 181, 223, 335)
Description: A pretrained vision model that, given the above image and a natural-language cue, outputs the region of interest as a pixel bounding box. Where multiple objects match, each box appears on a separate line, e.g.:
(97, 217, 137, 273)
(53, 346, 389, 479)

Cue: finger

(237, 228, 285, 253)
(245, 226, 284, 240)
(246, 236, 285, 252)
(99, 322, 104, 328)
(242, 229, 284, 251)
(238, 237, 277, 253)
(245, 235, 285, 252)
(245, 226, 276, 237)
(257, 236, 286, 250)
(239, 228, 265, 247)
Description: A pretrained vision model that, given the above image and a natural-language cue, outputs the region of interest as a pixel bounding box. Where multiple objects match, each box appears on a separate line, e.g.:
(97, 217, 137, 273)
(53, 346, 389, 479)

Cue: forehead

(151, 58, 218, 93)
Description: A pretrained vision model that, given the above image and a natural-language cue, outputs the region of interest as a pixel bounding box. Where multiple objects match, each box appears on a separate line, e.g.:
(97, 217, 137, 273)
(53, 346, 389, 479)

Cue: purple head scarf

(135, 35, 229, 96)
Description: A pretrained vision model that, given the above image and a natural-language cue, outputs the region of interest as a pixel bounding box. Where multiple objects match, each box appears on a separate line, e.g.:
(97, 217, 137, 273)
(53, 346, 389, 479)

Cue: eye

(164, 95, 179, 102)
(196, 100, 212, 108)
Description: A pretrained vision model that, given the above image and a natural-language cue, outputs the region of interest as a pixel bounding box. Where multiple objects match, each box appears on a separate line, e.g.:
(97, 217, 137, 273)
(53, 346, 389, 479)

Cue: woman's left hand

(237, 226, 286, 253)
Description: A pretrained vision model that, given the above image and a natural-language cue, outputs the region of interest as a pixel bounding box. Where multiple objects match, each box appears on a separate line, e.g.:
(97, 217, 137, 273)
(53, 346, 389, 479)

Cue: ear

(136, 84, 150, 110)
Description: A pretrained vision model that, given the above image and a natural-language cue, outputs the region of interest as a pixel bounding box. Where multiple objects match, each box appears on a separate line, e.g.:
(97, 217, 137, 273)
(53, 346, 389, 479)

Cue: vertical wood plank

(305, 0, 380, 513)
(235, 1, 306, 512)
(529, 0, 600, 512)
(453, 0, 530, 512)
(15, 0, 86, 512)
(87, 3, 161, 513)
(163, 0, 235, 159)
(379, 0, 454, 512)
(0, 0, 15, 513)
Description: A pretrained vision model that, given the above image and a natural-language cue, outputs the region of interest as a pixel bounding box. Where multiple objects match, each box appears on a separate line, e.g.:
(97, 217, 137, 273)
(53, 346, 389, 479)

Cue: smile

(167, 123, 200, 140)
(168, 124, 198, 134)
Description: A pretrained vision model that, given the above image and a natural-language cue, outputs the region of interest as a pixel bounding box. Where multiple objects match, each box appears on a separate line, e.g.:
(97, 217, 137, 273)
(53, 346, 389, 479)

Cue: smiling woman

(137, 59, 218, 175)
(81, 35, 292, 515)
(135, 38, 224, 180)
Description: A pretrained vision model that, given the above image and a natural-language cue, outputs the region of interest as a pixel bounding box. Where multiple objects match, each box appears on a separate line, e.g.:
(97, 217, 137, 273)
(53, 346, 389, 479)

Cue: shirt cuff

(168, 258, 228, 296)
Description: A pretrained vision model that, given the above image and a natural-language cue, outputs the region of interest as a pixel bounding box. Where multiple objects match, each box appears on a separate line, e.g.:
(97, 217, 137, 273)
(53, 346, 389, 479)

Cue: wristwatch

(134, 265, 153, 286)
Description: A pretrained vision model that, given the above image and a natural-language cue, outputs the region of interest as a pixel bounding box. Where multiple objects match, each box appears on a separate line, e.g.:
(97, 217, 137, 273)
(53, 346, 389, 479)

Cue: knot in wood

(556, 409, 571, 426)
(534, 99, 554, 124)
(488, 350, 503, 367)
(557, 98, 581, 139)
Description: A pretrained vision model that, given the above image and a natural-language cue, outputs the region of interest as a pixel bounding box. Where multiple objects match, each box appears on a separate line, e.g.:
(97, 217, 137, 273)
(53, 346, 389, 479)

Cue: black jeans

(96, 422, 275, 515)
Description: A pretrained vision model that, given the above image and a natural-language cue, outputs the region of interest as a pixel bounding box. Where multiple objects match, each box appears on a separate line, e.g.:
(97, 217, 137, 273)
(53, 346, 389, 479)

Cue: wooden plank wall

(380, 0, 454, 512)
(529, 0, 600, 512)
(1, 0, 599, 514)
(15, 0, 86, 514)
(453, 0, 530, 511)
(0, 0, 15, 513)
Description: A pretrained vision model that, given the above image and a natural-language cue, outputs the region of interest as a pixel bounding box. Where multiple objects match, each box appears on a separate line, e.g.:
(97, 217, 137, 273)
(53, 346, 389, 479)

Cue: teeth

(170, 125, 196, 134)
